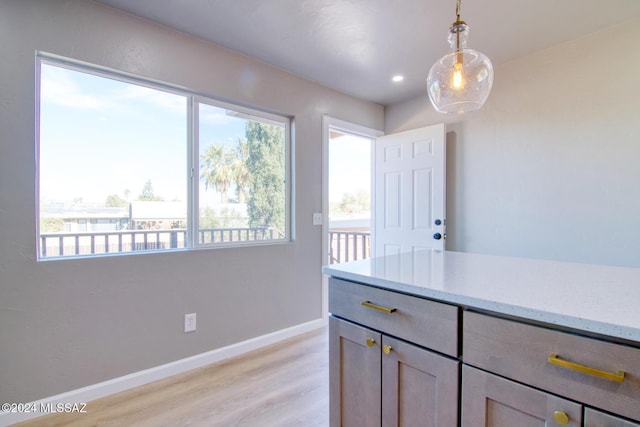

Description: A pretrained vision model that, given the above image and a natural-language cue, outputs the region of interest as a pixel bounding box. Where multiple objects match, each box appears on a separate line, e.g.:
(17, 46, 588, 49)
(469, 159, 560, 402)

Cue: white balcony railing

(39, 227, 277, 258)
(328, 230, 371, 264)
(39, 228, 369, 262)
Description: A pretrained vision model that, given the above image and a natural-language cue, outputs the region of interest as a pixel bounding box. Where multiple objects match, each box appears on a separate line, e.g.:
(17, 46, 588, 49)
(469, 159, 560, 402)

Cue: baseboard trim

(0, 318, 326, 426)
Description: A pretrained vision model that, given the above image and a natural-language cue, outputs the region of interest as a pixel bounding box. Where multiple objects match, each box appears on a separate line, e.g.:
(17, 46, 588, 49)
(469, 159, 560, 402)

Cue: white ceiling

(94, 0, 640, 106)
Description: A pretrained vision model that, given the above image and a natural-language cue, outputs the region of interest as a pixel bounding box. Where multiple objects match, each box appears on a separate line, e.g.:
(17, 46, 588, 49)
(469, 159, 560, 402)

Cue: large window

(37, 55, 291, 259)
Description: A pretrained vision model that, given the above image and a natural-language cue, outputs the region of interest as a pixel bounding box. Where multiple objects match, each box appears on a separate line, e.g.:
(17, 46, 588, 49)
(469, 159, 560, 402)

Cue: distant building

(129, 201, 186, 229)
(41, 204, 129, 232)
(40, 201, 191, 233)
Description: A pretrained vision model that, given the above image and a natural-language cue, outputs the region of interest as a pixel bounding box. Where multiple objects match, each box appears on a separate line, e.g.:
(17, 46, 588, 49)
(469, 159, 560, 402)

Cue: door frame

(321, 116, 383, 321)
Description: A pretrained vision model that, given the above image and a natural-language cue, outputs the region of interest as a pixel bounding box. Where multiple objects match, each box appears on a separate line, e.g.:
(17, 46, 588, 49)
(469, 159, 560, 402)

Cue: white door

(374, 124, 446, 257)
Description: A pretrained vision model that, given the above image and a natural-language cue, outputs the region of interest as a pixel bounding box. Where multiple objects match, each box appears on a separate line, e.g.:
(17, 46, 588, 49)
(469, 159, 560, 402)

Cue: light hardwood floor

(15, 327, 329, 427)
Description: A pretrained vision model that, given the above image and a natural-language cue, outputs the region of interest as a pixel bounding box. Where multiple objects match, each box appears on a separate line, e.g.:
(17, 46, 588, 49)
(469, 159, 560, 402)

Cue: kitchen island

(323, 250, 640, 426)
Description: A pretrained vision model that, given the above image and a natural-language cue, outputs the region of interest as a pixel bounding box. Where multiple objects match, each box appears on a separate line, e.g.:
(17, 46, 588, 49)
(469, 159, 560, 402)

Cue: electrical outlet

(184, 313, 196, 333)
(312, 213, 323, 225)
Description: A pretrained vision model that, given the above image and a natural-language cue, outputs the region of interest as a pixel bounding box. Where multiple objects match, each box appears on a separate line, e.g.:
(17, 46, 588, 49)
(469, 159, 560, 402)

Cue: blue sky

(39, 62, 370, 210)
(39, 63, 245, 206)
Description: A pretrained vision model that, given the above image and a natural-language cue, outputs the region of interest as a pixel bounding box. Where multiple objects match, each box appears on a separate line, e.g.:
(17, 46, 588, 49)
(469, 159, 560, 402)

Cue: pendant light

(426, 0, 493, 114)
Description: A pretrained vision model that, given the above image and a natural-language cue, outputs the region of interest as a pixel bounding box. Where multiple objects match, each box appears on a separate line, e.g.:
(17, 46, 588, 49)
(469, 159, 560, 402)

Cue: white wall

(0, 0, 383, 403)
(386, 17, 640, 268)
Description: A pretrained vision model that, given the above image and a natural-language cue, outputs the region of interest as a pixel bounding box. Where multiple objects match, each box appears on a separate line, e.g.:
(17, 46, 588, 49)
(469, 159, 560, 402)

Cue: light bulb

(451, 62, 464, 90)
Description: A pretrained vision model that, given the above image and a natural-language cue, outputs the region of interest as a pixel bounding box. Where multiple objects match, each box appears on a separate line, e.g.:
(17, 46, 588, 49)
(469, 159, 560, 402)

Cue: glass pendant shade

(427, 23, 493, 114)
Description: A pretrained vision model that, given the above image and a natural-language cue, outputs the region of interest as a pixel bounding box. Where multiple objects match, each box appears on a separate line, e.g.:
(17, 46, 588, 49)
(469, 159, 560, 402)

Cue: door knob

(433, 233, 442, 240)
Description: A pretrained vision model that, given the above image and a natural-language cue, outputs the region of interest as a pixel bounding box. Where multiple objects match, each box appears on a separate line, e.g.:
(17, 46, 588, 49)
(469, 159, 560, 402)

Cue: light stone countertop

(322, 250, 640, 343)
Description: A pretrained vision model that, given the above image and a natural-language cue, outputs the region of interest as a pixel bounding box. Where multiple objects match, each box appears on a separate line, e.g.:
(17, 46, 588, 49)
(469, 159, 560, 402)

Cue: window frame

(192, 96, 292, 249)
(36, 52, 293, 260)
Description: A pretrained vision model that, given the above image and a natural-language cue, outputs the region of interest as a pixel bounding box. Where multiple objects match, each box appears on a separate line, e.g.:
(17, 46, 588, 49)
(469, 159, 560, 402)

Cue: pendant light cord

(454, 0, 462, 59)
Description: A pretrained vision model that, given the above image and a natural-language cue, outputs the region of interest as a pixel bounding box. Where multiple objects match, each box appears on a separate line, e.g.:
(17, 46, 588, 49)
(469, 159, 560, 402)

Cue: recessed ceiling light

(392, 75, 404, 83)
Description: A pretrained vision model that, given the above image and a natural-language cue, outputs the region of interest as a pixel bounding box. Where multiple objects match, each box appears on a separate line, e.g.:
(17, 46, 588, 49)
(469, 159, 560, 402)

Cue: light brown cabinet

(462, 365, 582, 426)
(381, 335, 458, 427)
(329, 317, 458, 427)
(329, 318, 382, 426)
(461, 363, 640, 427)
(327, 276, 640, 427)
(463, 311, 640, 423)
(329, 278, 459, 427)
(584, 409, 640, 427)
(462, 311, 640, 420)
(328, 278, 458, 356)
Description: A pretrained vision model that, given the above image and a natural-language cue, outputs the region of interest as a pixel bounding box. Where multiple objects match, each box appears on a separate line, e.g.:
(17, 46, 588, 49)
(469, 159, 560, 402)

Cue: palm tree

(200, 144, 232, 203)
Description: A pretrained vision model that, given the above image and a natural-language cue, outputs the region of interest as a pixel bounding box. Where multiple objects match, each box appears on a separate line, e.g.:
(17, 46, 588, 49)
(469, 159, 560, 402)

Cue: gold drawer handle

(361, 300, 397, 314)
(548, 354, 625, 383)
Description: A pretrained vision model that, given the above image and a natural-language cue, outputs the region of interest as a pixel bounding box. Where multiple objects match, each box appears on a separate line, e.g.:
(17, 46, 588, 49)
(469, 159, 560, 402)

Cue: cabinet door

(585, 408, 640, 427)
(382, 336, 459, 427)
(329, 317, 381, 427)
(462, 365, 582, 427)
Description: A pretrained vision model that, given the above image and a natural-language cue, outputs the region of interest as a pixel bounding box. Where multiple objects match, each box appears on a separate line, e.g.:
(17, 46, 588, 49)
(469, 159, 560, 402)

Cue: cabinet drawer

(462, 365, 582, 426)
(463, 311, 640, 421)
(585, 408, 640, 427)
(329, 278, 458, 356)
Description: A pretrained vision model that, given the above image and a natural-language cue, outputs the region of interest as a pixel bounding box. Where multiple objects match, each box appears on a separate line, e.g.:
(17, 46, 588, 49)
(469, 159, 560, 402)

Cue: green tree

(347, 189, 370, 213)
(199, 207, 247, 231)
(198, 122, 286, 234)
(40, 217, 64, 233)
(199, 206, 221, 229)
(231, 139, 250, 203)
(245, 121, 285, 232)
(105, 194, 127, 207)
(138, 179, 164, 201)
(333, 189, 370, 215)
(339, 192, 359, 214)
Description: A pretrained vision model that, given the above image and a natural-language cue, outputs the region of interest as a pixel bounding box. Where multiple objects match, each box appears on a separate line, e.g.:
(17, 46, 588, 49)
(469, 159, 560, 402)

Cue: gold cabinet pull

(361, 300, 397, 314)
(383, 345, 393, 355)
(548, 354, 625, 383)
(553, 410, 570, 425)
(366, 338, 376, 347)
